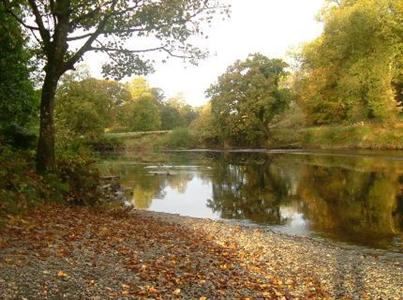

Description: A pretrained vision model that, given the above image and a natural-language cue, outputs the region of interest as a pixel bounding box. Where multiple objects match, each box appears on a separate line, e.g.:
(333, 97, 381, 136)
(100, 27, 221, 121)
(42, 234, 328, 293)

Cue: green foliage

(2, 0, 228, 172)
(269, 125, 403, 150)
(0, 144, 103, 223)
(160, 95, 199, 130)
(160, 105, 185, 130)
(163, 127, 196, 149)
(296, 0, 402, 125)
(0, 124, 37, 150)
(0, 5, 38, 143)
(0, 147, 46, 220)
(208, 54, 292, 146)
(55, 76, 131, 141)
(190, 103, 220, 146)
(55, 152, 102, 206)
(124, 96, 162, 131)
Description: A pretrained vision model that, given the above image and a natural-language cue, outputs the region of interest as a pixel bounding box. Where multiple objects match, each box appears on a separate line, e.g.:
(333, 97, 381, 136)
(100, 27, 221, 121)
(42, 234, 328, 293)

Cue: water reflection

(102, 152, 403, 251)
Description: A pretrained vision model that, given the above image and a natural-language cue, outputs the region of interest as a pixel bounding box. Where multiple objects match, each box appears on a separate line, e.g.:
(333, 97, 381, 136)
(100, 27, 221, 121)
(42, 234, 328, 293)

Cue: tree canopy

(207, 54, 292, 146)
(55, 76, 131, 140)
(0, 0, 229, 172)
(295, 0, 402, 125)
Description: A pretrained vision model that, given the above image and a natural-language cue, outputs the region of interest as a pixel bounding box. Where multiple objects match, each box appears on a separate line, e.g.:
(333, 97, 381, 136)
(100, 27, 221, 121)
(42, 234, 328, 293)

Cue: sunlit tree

(0, 0, 229, 172)
(207, 54, 291, 146)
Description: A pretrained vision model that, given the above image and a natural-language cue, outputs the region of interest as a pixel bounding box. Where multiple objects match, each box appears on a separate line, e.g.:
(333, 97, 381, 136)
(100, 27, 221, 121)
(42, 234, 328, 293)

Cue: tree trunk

(36, 70, 60, 173)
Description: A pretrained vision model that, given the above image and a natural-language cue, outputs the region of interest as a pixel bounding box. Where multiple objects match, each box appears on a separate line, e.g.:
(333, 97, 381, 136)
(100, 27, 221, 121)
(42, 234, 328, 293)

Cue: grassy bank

(102, 124, 403, 152)
(269, 125, 403, 150)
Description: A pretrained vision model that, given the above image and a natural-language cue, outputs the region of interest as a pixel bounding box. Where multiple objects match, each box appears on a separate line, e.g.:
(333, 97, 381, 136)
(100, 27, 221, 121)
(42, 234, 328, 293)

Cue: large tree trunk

(36, 69, 60, 173)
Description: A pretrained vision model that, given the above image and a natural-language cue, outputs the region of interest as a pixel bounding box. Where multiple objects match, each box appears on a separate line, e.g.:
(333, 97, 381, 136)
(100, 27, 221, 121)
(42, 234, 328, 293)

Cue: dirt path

(0, 204, 401, 299)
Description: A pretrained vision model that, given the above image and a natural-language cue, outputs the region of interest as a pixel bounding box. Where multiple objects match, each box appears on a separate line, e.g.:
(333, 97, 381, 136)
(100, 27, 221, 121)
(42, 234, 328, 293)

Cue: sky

(86, 0, 325, 106)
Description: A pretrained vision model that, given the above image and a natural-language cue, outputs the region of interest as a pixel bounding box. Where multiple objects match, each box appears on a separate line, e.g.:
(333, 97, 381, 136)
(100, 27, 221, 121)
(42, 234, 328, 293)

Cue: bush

(0, 123, 37, 149)
(0, 147, 47, 222)
(0, 145, 103, 224)
(56, 151, 102, 206)
(163, 127, 196, 149)
(87, 136, 124, 153)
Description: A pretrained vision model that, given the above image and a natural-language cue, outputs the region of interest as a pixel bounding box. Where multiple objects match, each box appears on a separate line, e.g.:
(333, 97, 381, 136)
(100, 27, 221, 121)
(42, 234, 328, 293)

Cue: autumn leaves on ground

(0, 204, 328, 299)
(1, 204, 402, 299)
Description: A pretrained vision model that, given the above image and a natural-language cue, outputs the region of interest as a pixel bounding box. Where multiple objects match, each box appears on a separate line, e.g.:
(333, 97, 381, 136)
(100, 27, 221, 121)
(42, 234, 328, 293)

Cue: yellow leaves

(173, 288, 181, 295)
(57, 271, 67, 278)
(121, 283, 130, 289)
(146, 286, 158, 293)
(199, 297, 207, 300)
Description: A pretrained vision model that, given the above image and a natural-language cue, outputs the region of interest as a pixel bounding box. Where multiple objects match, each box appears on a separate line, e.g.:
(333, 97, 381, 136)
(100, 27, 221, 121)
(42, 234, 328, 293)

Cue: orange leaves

(0, 204, 328, 299)
(57, 271, 67, 278)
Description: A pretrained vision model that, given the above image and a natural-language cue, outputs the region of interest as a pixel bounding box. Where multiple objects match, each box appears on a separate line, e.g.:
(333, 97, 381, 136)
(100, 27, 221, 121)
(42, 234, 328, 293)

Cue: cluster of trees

(1, 0, 401, 164)
(294, 0, 402, 124)
(191, 0, 402, 147)
(55, 74, 198, 140)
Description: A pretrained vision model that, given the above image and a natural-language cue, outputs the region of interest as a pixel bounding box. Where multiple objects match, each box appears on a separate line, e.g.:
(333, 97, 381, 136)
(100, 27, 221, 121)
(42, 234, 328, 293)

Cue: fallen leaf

(173, 288, 181, 295)
(57, 271, 67, 278)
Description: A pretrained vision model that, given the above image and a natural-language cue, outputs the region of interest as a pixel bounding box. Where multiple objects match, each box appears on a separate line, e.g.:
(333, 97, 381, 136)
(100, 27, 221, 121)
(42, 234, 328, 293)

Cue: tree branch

(66, 32, 94, 41)
(89, 44, 193, 60)
(1, 5, 40, 31)
(63, 0, 119, 71)
(89, 45, 167, 54)
(27, 0, 50, 48)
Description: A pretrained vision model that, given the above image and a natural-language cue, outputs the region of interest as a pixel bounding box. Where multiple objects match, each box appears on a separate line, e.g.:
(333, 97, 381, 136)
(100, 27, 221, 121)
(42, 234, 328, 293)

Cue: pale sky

(86, 0, 324, 106)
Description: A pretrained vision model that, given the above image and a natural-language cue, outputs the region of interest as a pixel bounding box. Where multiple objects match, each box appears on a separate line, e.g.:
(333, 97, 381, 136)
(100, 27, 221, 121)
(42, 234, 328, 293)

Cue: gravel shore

(0, 205, 402, 299)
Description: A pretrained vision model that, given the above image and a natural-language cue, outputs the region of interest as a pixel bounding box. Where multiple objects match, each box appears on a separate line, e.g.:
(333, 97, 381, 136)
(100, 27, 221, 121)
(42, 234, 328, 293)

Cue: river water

(101, 150, 403, 252)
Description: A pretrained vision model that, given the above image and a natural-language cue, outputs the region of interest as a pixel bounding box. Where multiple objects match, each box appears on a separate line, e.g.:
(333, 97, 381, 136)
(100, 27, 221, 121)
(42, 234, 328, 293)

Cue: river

(100, 150, 403, 253)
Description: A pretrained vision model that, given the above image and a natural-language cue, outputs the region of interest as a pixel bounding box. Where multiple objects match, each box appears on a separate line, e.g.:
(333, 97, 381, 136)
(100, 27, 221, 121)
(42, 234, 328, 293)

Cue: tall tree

(0, 5, 36, 130)
(1, 0, 229, 172)
(124, 95, 161, 131)
(296, 0, 402, 125)
(207, 54, 291, 146)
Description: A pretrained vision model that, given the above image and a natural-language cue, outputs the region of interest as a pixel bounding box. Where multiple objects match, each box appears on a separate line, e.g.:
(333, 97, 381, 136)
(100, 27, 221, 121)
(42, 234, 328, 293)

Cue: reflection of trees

(105, 154, 403, 249)
(207, 155, 292, 224)
(205, 152, 402, 249)
(298, 164, 403, 248)
(166, 173, 194, 193)
(117, 165, 195, 209)
(132, 187, 155, 209)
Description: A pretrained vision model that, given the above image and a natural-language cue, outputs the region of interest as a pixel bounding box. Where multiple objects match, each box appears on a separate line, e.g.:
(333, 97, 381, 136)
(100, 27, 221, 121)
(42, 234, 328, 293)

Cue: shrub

(55, 152, 102, 206)
(163, 127, 196, 149)
(0, 124, 37, 149)
(0, 147, 47, 222)
(0, 145, 103, 225)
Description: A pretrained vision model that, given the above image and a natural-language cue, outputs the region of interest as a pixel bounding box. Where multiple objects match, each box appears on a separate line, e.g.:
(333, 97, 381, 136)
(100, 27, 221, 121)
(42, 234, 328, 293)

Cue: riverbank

(101, 124, 403, 153)
(1, 204, 401, 299)
(269, 124, 403, 150)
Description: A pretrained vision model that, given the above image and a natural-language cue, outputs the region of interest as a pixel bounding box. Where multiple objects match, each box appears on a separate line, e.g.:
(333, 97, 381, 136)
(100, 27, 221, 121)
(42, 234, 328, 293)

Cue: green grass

(269, 124, 403, 150)
(105, 130, 171, 139)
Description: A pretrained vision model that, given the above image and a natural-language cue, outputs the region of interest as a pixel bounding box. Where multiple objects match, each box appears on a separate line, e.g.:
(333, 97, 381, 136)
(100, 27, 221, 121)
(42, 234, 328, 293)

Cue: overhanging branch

(89, 44, 194, 60)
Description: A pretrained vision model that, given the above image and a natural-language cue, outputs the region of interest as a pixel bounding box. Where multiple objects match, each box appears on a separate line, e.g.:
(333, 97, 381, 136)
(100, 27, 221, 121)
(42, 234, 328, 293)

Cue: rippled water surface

(101, 150, 403, 252)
